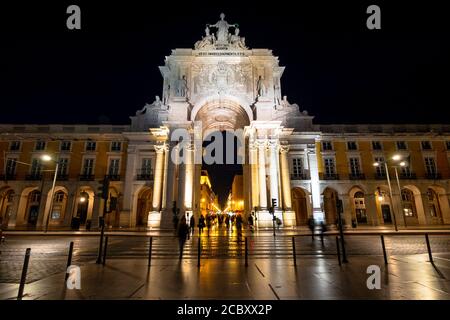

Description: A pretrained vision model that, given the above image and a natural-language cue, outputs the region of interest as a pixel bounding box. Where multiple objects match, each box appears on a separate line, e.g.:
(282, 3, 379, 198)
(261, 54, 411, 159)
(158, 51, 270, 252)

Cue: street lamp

(373, 159, 398, 231)
(41, 154, 59, 233)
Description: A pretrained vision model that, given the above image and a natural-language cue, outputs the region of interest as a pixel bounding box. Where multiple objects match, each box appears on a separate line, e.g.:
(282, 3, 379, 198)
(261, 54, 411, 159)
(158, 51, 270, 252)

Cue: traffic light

(97, 176, 110, 200)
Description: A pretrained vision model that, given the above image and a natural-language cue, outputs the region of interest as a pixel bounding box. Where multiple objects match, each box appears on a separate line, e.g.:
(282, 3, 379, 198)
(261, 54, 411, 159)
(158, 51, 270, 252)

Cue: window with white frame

(9, 141, 21, 151)
(82, 158, 94, 176)
(86, 141, 96, 151)
(324, 158, 336, 176)
(58, 158, 69, 176)
(396, 141, 407, 150)
(372, 141, 382, 150)
(108, 159, 120, 176)
(30, 158, 42, 176)
(35, 140, 46, 151)
(424, 157, 437, 176)
(141, 158, 152, 175)
(292, 158, 304, 177)
(347, 141, 358, 150)
(60, 141, 71, 151)
(322, 141, 333, 151)
(5, 158, 17, 175)
(400, 162, 412, 176)
(374, 156, 386, 176)
(111, 141, 122, 152)
(349, 157, 361, 176)
(421, 141, 432, 150)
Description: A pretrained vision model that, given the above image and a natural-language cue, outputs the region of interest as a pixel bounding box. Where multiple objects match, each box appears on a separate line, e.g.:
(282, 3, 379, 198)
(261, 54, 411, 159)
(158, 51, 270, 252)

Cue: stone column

(268, 140, 279, 208)
(279, 145, 296, 226)
(257, 139, 268, 209)
(148, 144, 165, 227)
(161, 142, 178, 229)
(121, 146, 137, 227)
(249, 141, 259, 211)
(7, 193, 21, 228)
(341, 194, 353, 227)
(184, 143, 195, 212)
(308, 150, 324, 221)
(279, 146, 292, 210)
(161, 144, 169, 210)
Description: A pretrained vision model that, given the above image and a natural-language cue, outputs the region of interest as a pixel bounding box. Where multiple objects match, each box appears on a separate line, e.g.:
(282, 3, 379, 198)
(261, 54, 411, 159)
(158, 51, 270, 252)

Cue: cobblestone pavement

(1, 231, 450, 284)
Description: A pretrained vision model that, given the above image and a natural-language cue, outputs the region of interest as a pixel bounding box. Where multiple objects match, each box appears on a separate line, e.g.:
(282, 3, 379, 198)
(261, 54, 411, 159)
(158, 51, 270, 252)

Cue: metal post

(425, 234, 433, 263)
(380, 235, 388, 264)
(17, 248, 31, 300)
(385, 162, 398, 231)
(197, 237, 201, 268)
(96, 199, 107, 264)
(292, 237, 297, 266)
(45, 161, 59, 233)
(148, 236, 153, 267)
(337, 199, 348, 263)
(394, 167, 407, 228)
(102, 236, 109, 266)
(65, 242, 74, 281)
(245, 236, 248, 267)
(335, 237, 341, 266)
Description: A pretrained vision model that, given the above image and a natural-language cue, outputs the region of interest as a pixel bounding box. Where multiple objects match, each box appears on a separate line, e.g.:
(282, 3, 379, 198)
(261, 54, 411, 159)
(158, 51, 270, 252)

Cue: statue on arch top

(207, 13, 237, 43)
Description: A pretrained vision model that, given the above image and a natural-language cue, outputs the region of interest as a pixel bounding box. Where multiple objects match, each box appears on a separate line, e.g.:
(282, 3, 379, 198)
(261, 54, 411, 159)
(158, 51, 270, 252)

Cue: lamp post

(42, 154, 59, 233)
(373, 154, 409, 232)
(373, 160, 398, 231)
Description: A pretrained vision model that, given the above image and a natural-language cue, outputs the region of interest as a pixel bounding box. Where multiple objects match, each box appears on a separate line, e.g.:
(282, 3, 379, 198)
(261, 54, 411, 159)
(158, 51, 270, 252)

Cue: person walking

(248, 214, 254, 233)
(190, 214, 195, 237)
(198, 214, 205, 235)
(206, 213, 212, 237)
(319, 221, 327, 246)
(225, 215, 230, 230)
(236, 213, 243, 241)
(308, 217, 315, 240)
(177, 216, 189, 259)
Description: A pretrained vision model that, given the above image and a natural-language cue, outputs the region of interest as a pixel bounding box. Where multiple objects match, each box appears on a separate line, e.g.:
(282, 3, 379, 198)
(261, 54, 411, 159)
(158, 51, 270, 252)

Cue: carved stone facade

(1, 14, 449, 230)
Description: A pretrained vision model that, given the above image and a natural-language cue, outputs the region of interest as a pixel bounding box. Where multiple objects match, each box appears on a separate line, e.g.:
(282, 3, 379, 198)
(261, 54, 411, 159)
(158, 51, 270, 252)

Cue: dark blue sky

(0, 1, 449, 125)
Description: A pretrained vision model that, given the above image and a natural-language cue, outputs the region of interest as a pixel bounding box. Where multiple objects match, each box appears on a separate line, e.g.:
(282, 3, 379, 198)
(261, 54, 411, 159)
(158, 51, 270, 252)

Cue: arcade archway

(292, 187, 308, 225)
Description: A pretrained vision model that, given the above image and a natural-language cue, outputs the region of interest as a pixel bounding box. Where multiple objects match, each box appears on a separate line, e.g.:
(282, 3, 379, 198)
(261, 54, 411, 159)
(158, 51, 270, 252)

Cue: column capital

(256, 139, 267, 149)
(280, 145, 290, 153)
(154, 143, 166, 153)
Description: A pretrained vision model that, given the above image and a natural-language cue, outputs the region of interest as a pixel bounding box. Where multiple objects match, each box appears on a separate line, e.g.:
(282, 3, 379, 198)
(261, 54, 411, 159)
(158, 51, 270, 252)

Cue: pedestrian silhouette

(189, 214, 195, 237)
(308, 217, 315, 240)
(177, 216, 189, 259)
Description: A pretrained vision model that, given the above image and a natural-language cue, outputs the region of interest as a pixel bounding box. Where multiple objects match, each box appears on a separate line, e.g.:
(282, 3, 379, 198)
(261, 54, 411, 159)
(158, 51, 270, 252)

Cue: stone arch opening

(136, 187, 153, 227)
(194, 98, 251, 223)
(374, 185, 393, 225)
(292, 187, 309, 225)
(323, 187, 338, 225)
(0, 187, 15, 227)
(427, 185, 449, 224)
(349, 186, 367, 225)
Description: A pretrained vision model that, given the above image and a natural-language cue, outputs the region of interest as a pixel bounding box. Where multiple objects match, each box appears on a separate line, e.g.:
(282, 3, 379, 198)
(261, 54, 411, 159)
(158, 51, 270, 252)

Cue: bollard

(245, 237, 248, 267)
(148, 237, 153, 267)
(197, 237, 201, 268)
(65, 242, 74, 281)
(380, 235, 388, 265)
(17, 248, 31, 300)
(335, 237, 342, 266)
(102, 236, 109, 266)
(292, 237, 297, 266)
(425, 234, 433, 263)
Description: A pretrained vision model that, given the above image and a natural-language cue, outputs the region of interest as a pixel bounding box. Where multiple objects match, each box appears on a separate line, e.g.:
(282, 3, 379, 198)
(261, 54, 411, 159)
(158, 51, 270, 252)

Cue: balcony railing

(374, 172, 387, 180)
(26, 173, 43, 181)
(0, 173, 17, 181)
(425, 172, 442, 180)
(399, 172, 417, 179)
(136, 169, 154, 181)
(290, 172, 310, 180)
(79, 174, 95, 181)
(320, 173, 339, 180)
(349, 173, 366, 180)
(106, 174, 121, 181)
(56, 174, 69, 181)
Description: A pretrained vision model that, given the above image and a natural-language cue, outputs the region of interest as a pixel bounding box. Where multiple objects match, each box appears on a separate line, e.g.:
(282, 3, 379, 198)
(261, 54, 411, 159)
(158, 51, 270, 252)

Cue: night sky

(1, 1, 449, 206)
